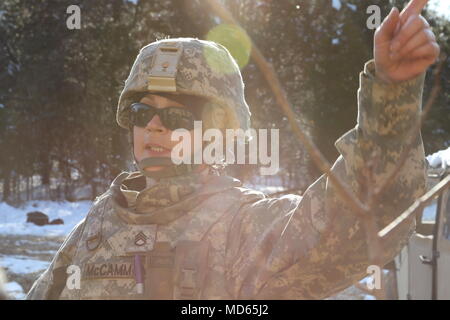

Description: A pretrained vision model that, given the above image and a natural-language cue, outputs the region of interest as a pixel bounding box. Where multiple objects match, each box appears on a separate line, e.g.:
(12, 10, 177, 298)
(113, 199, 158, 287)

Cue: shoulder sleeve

(26, 218, 86, 300)
(224, 60, 427, 299)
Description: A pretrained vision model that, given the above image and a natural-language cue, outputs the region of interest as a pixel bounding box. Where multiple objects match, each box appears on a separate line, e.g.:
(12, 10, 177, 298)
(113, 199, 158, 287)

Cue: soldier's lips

(144, 143, 171, 157)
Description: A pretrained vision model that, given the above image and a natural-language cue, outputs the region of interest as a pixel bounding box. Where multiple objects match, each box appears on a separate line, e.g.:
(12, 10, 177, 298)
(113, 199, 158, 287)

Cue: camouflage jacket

(27, 60, 427, 299)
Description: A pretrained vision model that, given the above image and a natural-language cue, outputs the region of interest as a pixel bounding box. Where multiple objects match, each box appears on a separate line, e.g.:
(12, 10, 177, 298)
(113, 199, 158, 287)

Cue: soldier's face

(133, 94, 198, 172)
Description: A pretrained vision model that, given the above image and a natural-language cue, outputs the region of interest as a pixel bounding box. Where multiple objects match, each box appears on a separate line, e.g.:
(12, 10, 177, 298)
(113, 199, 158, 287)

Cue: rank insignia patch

(134, 231, 148, 246)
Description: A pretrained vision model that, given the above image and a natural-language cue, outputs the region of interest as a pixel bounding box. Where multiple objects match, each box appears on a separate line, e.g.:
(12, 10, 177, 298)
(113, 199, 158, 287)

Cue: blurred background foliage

(0, 0, 448, 202)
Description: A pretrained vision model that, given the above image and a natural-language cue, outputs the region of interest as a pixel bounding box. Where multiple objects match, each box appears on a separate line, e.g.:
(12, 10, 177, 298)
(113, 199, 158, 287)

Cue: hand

(374, 0, 440, 83)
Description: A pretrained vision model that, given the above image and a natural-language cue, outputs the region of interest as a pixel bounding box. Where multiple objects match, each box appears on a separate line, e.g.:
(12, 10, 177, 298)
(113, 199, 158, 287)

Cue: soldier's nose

(145, 115, 168, 134)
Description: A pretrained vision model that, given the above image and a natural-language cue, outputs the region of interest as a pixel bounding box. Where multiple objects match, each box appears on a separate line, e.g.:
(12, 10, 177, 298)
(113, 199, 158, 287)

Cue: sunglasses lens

(161, 107, 196, 131)
(130, 103, 198, 130)
(130, 103, 156, 128)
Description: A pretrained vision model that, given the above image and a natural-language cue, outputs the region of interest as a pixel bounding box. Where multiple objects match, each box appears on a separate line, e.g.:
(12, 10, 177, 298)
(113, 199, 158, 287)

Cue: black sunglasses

(129, 103, 200, 131)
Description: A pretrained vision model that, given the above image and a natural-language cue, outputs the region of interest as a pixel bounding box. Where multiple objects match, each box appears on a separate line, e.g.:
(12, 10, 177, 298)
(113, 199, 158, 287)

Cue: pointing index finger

(400, 0, 429, 21)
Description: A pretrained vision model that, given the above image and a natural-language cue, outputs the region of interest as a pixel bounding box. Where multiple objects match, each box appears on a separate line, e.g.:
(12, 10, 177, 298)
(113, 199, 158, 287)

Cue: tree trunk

(2, 172, 11, 202)
(12, 173, 17, 203)
(26, 176, 30, 201)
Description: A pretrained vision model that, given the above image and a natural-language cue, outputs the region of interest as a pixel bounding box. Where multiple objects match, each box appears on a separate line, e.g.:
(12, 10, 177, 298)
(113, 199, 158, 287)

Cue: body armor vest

(59, 172, 263, 299)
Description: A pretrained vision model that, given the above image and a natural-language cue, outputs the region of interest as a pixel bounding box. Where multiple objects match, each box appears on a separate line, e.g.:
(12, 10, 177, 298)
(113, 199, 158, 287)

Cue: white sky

(429, 0, 450, 19)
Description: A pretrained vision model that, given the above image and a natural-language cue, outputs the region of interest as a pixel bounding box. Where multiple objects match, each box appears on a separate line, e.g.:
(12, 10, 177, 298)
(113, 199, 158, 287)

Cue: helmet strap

(137, 157, 199, 179)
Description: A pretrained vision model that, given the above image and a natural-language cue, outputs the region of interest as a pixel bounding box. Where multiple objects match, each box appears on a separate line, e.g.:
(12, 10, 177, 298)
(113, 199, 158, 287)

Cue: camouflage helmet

(116, 37, 251, 131)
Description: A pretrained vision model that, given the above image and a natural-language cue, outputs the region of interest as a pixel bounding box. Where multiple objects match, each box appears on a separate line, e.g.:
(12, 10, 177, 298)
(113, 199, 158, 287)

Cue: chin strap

(136, 157, 200, 179)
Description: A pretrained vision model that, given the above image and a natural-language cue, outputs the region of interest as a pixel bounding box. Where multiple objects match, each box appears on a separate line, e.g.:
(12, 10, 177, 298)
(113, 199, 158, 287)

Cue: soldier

(27, 0, 439, 299)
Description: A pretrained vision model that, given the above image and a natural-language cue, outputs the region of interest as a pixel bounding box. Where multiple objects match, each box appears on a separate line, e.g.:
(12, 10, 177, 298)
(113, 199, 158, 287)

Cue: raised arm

(225, 0, 439, 299)
(225, 62, 427, 299)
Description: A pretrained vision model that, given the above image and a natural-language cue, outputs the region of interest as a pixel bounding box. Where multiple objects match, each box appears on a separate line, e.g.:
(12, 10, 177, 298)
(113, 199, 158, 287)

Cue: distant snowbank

(0, 200, 92, 237)
(0, 255, 50, 274)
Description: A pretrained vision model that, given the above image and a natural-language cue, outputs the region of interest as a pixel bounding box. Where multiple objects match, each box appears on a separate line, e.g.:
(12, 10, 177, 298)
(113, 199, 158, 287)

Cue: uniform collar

(110, 171, 242, 225)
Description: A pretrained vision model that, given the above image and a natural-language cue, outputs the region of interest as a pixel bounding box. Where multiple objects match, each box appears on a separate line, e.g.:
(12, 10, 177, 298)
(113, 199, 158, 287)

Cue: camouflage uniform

(27, 38, 427, 299)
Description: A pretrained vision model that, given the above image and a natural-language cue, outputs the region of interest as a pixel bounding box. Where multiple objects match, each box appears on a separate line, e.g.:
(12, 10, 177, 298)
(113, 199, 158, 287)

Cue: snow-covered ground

(0, 200, 92, 237)
(0, 200, 91, 299)
(0, 234, 61, 300)
(4, 281, 26, 300)
(1, 256, 50, 274)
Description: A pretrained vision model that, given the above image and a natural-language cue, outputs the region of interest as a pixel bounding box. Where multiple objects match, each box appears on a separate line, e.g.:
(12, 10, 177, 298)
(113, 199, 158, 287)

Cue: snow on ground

(4, 281, 26, 300)
(0, 200, 92, 237)
(0, 255, 50, 274)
